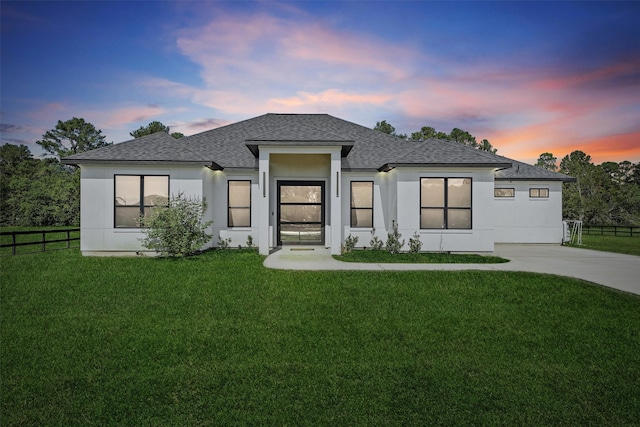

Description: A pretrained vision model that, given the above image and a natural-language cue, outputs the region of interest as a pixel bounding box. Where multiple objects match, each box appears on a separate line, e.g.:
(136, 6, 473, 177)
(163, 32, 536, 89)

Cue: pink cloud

(100, 105, 168, 128)
(266, 89, 393, 111)
(533, 59, 640, 91)
(169, 8, 421, 113)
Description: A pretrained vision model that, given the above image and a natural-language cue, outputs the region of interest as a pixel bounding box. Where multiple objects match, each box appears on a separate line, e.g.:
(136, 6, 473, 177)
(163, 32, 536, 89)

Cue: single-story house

(61, 113, 574, 256)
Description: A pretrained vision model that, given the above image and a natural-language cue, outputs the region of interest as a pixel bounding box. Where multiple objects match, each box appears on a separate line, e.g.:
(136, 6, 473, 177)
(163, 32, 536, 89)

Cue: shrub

(139, 192, 212, 257)
(246, 235, 254, 249)
(409, 231, 423, 253)
(369, 227, 384, 250)
(386, 220, 405, 254)
(218, 236, 232, 250)
(342, 234, 359, 254)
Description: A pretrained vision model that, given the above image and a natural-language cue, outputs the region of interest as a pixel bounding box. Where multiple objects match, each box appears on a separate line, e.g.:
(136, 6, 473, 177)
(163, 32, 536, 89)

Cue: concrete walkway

(263, 244, 640, 296)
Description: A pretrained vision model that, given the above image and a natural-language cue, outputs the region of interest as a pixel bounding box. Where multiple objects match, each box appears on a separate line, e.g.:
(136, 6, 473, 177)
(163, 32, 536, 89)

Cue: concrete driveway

(264, 244, 640, 296)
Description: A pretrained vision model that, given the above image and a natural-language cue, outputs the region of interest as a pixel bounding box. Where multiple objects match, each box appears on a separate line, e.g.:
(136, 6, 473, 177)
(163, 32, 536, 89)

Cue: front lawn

(2, 250, 639, 425)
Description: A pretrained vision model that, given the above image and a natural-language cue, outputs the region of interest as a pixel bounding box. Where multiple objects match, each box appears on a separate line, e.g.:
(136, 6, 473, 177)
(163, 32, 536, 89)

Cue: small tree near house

(139, 192, 212, 257)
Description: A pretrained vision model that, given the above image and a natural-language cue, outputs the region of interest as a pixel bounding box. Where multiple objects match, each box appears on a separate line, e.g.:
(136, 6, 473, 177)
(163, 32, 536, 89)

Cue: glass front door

(278, 181, 325, 245)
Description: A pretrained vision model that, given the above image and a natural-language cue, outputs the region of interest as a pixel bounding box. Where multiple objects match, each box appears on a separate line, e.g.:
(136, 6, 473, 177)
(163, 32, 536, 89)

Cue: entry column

(258, 151, 270, 255)
(330, 152, 342, 255)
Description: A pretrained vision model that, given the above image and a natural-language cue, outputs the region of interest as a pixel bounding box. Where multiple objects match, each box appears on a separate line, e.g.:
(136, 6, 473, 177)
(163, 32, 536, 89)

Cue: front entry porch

(256, 146, 345, 256)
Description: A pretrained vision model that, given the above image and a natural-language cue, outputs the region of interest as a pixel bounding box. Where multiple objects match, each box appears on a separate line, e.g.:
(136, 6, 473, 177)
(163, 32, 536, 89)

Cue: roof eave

(381, 162, 512, 170)
(60, 159, 212, 167)
(495, 176, 576, 182)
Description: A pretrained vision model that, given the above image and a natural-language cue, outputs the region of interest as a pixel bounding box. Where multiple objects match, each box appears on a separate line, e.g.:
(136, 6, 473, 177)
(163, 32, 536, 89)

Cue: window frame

(420, 177, 472, 230)
(494, 188, 515, 198)
(529, 188, 549, 198)
(350, 181, 374, 228)
(227, 180, 252, 228)
(114, 174, 169, 229)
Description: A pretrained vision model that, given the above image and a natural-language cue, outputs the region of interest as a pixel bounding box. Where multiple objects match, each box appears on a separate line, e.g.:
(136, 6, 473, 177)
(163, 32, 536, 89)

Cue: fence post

(41, 231, 46, 252)
(66, 230, 70, 249)
(12, 234, 16, 255)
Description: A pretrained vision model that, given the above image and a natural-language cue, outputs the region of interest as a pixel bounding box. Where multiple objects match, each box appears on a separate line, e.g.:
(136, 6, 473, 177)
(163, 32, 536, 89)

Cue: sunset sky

(1, 1, 639, 165)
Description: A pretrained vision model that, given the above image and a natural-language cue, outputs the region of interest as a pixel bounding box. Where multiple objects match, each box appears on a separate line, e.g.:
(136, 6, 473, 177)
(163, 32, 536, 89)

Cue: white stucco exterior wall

(209, 169, 258, 249)
(395, 167, 496, 253)
(77, 161, 566, 255)
(78, 164, 209, 255)
(342, 167, 496, 253)
(493, 181, 564, 243)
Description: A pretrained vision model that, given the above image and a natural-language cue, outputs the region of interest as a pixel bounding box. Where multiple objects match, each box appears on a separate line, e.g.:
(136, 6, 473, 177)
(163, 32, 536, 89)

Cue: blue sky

(2, 1, 639, 164)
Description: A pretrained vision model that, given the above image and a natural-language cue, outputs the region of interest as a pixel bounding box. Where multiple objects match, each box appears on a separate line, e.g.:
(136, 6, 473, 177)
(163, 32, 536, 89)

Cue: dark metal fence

(0, 228, 80, 256)
(582, 226, 640, 237)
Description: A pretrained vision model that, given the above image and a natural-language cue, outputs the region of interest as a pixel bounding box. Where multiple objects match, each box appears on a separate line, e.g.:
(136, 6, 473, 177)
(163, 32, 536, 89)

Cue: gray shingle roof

(495, 158, 575, 181)
(61, 113, 574, 181)
(61, 131, 207, 165)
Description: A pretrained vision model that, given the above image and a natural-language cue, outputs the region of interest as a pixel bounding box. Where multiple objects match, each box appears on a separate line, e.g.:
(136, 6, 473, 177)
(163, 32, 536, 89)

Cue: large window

(228, 180, 251, 227)
(115, 175, 169, 228)
(421, 178, 472, 229)
(351, 181, 373, 227)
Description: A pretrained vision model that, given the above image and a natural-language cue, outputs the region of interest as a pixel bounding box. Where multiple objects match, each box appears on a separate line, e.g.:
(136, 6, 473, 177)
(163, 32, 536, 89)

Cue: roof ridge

(246, 120, 352, 142)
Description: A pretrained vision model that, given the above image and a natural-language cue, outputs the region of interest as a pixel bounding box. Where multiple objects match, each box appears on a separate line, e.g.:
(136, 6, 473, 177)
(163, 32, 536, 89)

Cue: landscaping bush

(139, 192, 212, 257)
(369, 227, 384, 250)
(408, 231, 423, 253)
(385, 220, 405, 253)
(341, 234, 359, 254)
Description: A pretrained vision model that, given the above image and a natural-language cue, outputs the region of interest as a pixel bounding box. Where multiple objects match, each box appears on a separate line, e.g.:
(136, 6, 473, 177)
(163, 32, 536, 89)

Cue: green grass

(2, 250, 639, 425)
(335, 250, 508, 263)
(568, 234, 640, 256)
(0, 226, 80, 256)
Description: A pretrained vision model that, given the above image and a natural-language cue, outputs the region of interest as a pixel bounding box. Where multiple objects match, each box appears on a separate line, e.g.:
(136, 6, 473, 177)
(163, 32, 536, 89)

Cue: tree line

(0, 118, 180, 227)
(537, 151, 640, 225)
(373, 120, 497, 153)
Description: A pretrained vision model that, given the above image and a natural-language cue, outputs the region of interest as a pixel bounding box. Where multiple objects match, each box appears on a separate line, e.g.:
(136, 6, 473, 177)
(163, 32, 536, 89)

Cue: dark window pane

(351, 209, 373, 227)
(144, 176, 169, 206)
(280, 205, 322, 223)
(229, 208, 251, 227)
(351, 182, 372, 208)
(448, 178, 471, 207)
(229, 181, 251, 206)
(280, 224, 322, 243)
(421, 208, 444, 229)
(280, 185, 322, 203)
(421, 178, 444, 207)
(115, 176, 140, 206)
(448, 209, 471, 229)
(115, 207, 141, 228)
